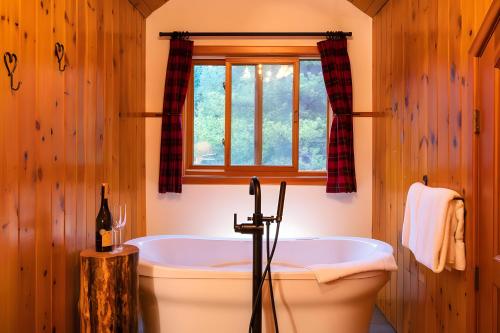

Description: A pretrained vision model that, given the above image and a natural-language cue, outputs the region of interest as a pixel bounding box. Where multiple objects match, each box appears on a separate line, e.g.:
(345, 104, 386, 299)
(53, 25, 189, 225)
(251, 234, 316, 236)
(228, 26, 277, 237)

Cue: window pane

(231, 65, 256, 165)
(299, 60, 327, 171)
(262, 64, 293, 166)
(193, 65, 225, 166)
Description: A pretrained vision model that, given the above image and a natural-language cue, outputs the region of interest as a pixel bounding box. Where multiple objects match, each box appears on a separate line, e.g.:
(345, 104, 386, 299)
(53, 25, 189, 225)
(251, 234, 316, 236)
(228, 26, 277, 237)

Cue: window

(184, 47, 329, 184)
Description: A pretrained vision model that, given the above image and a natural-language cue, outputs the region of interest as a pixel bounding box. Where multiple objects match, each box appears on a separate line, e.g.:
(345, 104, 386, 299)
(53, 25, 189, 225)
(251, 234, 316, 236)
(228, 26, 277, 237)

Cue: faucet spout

(249, 176, 261, 214)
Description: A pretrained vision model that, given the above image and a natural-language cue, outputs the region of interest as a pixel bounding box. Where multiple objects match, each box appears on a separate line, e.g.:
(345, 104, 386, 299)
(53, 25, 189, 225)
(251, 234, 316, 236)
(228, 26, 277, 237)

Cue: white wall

(145, 0, 373, 238)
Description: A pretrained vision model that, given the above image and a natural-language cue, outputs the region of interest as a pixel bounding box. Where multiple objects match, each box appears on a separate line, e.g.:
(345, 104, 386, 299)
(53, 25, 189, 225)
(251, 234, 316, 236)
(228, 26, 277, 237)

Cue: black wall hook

(3, 52, 21, 91)
(423, 175, 429, 186)
(54, 42, 66, 72)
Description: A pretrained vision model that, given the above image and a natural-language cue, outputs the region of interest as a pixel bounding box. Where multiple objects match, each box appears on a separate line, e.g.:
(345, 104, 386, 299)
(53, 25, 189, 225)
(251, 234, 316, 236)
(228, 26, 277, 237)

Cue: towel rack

(421, 175, 465, 202)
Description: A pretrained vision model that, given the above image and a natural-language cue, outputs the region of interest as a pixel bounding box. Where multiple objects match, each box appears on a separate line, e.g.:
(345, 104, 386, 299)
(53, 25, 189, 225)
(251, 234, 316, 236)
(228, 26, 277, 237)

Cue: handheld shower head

(276, 181, 286, 222)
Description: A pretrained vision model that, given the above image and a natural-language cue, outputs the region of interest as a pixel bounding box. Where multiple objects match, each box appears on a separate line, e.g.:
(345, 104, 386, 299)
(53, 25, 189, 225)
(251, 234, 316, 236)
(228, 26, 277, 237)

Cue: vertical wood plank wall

(0, 0, 146, 332)
(372, 0, 492, 332)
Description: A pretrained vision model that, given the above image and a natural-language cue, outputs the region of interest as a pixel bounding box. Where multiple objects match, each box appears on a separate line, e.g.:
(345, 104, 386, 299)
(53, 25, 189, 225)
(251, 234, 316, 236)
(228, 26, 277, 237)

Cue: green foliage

(261, 64, 293, 165)
(299, 61, 327, 171)
(231, 66, 256, 165)
(193, 65, 225, 165)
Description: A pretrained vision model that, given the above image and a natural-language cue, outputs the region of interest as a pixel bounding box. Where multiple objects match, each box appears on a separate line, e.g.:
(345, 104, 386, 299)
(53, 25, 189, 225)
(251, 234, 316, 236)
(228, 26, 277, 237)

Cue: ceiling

(128, 0, 388, 18)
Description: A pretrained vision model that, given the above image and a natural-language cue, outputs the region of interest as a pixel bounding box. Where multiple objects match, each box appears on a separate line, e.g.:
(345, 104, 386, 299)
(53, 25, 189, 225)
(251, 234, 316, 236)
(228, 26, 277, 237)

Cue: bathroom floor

(370, 307, 396, 333)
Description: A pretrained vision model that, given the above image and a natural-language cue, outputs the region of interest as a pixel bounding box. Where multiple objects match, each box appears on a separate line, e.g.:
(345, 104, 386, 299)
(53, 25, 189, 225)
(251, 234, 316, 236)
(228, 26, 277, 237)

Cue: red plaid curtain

(158, 38, 194, 193)
(317, 38, 357, 193)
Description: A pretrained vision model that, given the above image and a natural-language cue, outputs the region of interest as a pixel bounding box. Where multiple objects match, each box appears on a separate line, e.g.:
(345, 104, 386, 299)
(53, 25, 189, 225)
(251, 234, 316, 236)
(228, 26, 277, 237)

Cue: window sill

(182, 174, 326, 185)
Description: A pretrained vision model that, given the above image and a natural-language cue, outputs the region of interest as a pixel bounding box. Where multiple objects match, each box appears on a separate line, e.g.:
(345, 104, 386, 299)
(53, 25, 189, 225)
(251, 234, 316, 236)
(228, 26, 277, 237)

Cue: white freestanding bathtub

(127, 235, 395, 333)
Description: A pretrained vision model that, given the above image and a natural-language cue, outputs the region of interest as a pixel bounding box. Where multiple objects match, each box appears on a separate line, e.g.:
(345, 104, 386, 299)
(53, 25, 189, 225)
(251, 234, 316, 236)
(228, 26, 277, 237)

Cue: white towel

(307, 251, 398, 283)
(402, 182, 466, 273)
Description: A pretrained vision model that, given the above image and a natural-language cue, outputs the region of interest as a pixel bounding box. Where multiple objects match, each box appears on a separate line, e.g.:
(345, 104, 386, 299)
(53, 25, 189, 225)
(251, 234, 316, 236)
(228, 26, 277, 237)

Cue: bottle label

(100, 229, 112, 247)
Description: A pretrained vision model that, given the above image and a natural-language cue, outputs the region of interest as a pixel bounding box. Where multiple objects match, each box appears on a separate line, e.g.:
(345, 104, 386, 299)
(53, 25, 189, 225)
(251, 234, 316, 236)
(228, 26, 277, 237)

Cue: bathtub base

(139, 271, 389, 333)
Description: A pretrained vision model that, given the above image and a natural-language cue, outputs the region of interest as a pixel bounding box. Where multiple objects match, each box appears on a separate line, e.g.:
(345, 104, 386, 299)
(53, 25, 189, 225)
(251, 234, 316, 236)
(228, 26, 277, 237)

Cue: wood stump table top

(80, 244, 138, 259)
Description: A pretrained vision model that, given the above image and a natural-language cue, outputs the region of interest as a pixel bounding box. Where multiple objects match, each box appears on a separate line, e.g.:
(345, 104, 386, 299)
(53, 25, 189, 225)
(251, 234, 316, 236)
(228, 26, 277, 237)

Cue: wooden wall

(348, 0, 389, 17)
(372, 0, 492, 332)
(0, 0, 145, 332)
(126, 0, 389, 19)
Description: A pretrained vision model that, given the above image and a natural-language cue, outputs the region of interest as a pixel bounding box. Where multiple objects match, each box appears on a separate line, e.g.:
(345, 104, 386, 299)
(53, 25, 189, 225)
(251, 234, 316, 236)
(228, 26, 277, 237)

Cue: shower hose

(248, 220, 281, 333)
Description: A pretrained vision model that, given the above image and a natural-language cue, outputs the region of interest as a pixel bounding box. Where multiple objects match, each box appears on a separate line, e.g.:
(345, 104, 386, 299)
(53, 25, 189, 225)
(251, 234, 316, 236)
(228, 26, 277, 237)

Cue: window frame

(225, 57, 299, 171)
(183, 46, 328, 185)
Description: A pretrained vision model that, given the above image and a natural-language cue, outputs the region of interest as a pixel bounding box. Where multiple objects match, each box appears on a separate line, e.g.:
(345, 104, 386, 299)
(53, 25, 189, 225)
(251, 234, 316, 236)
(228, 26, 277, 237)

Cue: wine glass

(112, 204, 127, 251)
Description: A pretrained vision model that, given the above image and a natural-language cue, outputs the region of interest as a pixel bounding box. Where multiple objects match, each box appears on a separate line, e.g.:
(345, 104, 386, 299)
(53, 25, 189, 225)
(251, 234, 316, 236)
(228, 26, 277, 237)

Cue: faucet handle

(234, 213, 242, 233)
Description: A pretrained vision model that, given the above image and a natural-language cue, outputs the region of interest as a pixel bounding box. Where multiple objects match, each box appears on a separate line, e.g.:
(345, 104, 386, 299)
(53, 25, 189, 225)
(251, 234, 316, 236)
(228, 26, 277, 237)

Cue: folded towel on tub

(307, 251, 398, 283)
(402, 182, 465, 273)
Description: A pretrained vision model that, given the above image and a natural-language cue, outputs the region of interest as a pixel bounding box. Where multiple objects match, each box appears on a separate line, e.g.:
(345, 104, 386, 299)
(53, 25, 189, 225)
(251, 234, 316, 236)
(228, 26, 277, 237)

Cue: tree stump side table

(79, 245, 139, 333)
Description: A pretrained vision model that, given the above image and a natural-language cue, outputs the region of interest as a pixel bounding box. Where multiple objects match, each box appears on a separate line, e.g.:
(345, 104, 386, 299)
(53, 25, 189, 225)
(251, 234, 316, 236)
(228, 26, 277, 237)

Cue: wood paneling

(372, 0, 493, 332)
(475, 3, 500, 331)
(349, 0, 389, 17)
(0, 0, 146, 332)
(127, 0, 168, 17)
(128, 0, 388, 18)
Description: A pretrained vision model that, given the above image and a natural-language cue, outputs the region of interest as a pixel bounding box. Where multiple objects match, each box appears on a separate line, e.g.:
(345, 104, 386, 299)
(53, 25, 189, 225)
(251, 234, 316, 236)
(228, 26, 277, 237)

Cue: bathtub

(127, 235, 395, 333)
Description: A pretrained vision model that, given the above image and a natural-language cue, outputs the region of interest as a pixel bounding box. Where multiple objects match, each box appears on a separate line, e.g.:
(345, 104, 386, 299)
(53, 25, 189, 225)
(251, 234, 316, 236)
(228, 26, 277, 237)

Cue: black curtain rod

(159, 31, 352, 38)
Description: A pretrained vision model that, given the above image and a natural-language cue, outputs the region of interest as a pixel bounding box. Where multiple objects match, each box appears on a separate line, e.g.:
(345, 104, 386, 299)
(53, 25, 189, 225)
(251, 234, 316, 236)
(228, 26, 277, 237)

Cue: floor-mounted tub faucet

(234, 177, 264, 332)
(234, 176, 286, 333)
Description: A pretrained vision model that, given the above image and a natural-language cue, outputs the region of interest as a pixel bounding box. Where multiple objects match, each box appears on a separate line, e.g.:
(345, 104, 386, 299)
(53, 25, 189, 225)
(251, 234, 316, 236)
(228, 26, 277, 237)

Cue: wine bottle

(96, 183, 113, 252)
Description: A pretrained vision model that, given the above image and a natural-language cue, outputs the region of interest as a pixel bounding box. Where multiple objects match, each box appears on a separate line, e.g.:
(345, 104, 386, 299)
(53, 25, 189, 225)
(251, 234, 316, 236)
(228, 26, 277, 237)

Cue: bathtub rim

(127, 235, 394, 281)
